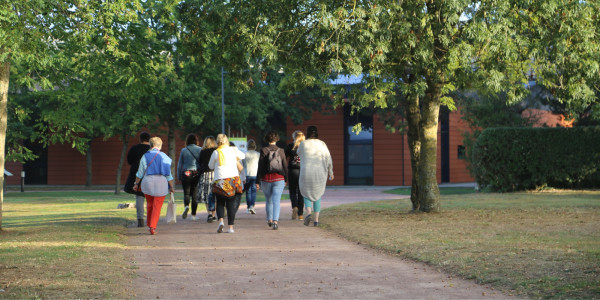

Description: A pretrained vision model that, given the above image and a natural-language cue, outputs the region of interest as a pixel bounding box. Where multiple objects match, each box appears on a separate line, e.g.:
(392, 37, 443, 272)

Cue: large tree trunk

(114, 130, 129, 195)
(405, 90, 421, 211)
(417, 80, 442, 212)
(0, 59, 10, 230)
(167, 123, 176, 177)
(85, 139, 93, 187)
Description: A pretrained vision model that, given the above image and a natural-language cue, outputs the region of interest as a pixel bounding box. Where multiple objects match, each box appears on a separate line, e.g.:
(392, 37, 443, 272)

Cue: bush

(472, 126, 600, 191)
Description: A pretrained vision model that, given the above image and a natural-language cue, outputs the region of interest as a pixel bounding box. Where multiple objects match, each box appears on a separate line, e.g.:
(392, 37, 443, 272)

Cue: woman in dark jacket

(198, 136, 218, 222)
(124, 132, 151, 227)
(284, 130, 305, 220)
(256, 131, 288, 230)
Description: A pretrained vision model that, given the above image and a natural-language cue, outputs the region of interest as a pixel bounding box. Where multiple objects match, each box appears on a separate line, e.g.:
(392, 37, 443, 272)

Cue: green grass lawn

(2, 188, 597, 299)
(384, 186, 478, 195)
(0, 190, 276, 299)
(321, 189, 600, 299)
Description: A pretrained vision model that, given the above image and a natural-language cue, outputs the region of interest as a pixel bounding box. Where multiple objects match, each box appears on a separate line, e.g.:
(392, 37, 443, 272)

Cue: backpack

(267, 148, 283, 173)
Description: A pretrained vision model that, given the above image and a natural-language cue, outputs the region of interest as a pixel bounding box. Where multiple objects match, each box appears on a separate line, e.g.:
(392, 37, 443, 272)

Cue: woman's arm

(168, 179, 175, 194)
(176, 149, 185, 181)
(208, 150, 217, 170)
(135, 155, 147, 179)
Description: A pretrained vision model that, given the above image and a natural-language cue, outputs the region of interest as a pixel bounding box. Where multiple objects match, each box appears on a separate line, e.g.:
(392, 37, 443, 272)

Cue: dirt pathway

(128, 187, 511, 299)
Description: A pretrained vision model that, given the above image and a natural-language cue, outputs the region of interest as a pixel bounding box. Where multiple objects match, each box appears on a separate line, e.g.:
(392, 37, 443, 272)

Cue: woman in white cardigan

(297, 126, 334, 227)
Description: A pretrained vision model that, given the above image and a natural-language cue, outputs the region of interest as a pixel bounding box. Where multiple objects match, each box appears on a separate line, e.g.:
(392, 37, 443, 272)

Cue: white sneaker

(246, 208, 250, 214)
(217, 222, 224, 233)
(249, 207, 256, 214)
(191, 215, 198, 221)
(227, 228, 235, 233)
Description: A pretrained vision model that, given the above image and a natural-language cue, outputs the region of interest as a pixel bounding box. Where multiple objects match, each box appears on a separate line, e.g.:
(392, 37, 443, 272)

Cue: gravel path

(128, 187, 512, 299)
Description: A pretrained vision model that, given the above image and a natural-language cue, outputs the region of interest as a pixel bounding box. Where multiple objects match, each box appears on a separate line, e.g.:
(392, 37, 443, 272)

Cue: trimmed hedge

(472, 126, 600, 191)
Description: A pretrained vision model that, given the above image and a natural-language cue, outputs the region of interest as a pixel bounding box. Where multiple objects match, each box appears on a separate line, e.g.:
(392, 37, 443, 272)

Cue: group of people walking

(124, 126, 333, 235)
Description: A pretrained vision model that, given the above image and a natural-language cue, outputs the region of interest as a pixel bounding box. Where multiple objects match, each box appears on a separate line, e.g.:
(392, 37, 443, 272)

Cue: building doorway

(344, 105, 374, 185)
(23, 141, 48, 184)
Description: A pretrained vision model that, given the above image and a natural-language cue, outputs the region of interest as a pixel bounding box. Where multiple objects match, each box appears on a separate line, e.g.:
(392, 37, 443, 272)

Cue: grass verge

(384, 186, 477, 195)
(0, 190, 276, 298)
(320, 190, 600, 299)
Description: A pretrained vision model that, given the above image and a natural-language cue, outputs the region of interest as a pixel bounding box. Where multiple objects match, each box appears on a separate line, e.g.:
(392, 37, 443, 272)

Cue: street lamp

(221, 66, 225, 133)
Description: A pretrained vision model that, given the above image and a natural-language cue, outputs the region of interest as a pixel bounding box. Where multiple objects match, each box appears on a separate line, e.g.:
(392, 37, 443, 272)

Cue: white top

(297, 139, 333, 202)
(208, 146, 246, 180)
(242, 150, 260, 177)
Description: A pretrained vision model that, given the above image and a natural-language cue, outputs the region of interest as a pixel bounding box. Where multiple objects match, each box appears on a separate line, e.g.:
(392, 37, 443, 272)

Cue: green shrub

(472, 126, 600, 191)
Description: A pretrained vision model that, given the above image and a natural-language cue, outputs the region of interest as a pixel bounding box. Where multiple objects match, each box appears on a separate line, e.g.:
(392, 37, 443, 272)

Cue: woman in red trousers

(133, 137, 175, 235)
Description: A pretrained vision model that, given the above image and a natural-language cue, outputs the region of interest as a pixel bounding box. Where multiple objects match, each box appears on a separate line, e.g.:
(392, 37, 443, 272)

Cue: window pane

(347, 165, 373, 185)
(347, 126, 373, 141)
(347, 144, 373, 164)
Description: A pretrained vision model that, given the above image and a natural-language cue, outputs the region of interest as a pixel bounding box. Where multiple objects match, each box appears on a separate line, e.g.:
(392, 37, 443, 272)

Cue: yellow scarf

(216, 145, 227, 166)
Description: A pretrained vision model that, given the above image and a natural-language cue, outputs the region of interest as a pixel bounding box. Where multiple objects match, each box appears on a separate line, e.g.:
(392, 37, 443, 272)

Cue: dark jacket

(198, 148, 217, 173)
(256, 144, 288, 181)
(124, 143, 151, 195)
(284, 143, 301, 170)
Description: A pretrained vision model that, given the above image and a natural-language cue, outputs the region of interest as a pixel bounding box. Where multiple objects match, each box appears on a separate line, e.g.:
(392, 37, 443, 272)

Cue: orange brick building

(5, 106, 476, 187)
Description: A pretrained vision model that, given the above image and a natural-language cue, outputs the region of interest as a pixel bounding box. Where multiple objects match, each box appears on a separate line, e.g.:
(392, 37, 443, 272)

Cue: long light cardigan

(297, 138, 333, 202)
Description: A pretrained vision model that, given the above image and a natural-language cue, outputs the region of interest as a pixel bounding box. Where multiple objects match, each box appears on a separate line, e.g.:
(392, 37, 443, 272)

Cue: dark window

(458, 145, 466, 160)
(344, 105, 373, 185)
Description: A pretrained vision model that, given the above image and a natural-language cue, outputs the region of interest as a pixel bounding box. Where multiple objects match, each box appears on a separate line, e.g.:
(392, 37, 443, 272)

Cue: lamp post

(221, 66, 225, 133)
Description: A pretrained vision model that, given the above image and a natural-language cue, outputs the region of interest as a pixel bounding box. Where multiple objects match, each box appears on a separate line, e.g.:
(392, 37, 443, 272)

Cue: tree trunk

(86, 139, 93, 187)
(417, 80, 442, 212)
(114, 130, 129, 195)
(0, 59, 10, 230)
(405, 92, 421, 211)
(167, 123, 176, 177)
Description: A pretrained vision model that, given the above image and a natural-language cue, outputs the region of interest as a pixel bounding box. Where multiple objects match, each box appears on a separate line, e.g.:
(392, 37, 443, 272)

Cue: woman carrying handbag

(208, 134, 245, 233)
(176, 134, 202, 220)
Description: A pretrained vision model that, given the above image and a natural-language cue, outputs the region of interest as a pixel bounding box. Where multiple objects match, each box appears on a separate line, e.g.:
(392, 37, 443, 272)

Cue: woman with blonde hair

(284, 130, 305, 220)
(133, 137, 175, 235)
(208, 134, 245, 233)
(198, 136, 217, 222)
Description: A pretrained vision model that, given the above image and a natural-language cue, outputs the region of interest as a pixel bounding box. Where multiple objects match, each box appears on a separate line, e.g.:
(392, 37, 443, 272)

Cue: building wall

(449, 110, 475, 182)
(45, 134, 183, 185)
(5, 161, 23, 185)
(6, 107, 474, 187)
(373, 116, 411, 186)
(287, 107, 475, 186)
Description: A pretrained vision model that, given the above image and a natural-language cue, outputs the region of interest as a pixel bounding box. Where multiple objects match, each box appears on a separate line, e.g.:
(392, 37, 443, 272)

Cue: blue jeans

(207, 192, 216, 211)
(261, 180, 285, 222)
(245, 176, 257, 208)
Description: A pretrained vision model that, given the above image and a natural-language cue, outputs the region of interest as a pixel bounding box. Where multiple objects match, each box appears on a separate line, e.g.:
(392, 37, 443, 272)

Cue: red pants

(145, 194, 166, 229)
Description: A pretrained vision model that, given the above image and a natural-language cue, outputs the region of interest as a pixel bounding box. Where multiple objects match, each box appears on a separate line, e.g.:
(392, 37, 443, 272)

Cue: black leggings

(216, 194, 239, 225)
(288, 168, 304, 216)
(182, 175, 200, 215)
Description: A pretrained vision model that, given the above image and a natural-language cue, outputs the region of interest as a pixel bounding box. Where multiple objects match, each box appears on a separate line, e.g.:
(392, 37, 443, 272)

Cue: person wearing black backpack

(256, 131, 288, 230)
(176, 134, 202, 220)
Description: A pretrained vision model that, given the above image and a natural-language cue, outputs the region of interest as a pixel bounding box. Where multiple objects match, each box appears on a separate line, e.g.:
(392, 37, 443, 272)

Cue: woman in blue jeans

(243, 139, 260, 214)
(256, 131, 288, 230)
